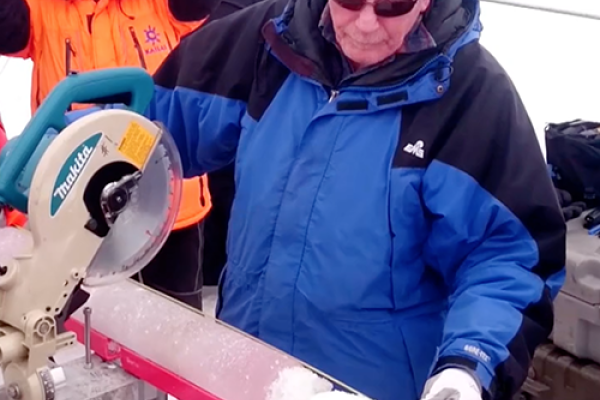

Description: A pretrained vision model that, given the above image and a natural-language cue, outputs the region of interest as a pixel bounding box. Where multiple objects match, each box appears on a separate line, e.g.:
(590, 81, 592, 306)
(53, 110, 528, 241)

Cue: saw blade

(83, 123, 182, 287)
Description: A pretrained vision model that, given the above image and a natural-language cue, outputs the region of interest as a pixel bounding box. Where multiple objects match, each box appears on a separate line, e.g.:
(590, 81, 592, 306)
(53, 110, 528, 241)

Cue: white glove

(420, 368, 482, 400)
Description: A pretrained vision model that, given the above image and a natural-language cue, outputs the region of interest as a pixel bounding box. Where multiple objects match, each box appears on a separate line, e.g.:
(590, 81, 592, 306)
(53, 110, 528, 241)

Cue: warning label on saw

(118, 121, 156, 169)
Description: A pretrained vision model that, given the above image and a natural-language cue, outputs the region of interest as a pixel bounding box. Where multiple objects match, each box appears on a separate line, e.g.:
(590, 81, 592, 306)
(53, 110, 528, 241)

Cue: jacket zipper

(34, 66, 43, 109)
(65, 38, 76, 76)
(128, 27, 147, 70)
(64, 38, 78, 111)
(165, 34, 173, 52)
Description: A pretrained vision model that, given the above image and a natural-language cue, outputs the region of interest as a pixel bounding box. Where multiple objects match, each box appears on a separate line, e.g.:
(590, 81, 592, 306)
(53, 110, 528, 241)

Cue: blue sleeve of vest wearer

(63, 88, 246, 179)
(145, 85, 246, 178)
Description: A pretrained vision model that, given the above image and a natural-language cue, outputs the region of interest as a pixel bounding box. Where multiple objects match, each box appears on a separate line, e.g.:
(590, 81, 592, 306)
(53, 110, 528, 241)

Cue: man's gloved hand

(420, 368, 482, 400)
(562, 201, 587, 221)
(554, 187, 572, 207)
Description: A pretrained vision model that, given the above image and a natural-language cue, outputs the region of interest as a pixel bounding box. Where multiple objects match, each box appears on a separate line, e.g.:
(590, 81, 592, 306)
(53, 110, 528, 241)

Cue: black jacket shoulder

(168, 0, 221, 22)
(154, 0, 286, 102)
(399, 41, 538, 180)
(400, 40, 564, 277)
(208, 0, 267, 21)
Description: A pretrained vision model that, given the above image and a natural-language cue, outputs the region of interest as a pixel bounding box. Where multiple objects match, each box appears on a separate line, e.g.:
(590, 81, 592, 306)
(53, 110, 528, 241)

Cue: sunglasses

(331, 0, 417, 17)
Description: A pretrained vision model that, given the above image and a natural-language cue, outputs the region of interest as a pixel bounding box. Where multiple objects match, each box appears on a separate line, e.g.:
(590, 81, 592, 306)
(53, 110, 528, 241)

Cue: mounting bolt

(7, 383, 21, 399)
(84, 307, 93, 369)
(36, 320, 51, 335)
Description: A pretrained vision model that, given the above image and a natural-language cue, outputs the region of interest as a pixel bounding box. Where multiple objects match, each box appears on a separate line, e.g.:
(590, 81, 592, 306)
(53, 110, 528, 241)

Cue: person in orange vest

(0, 0, 218, 310)
(0, 114, 26, 227)
(0, 115, 6, 149)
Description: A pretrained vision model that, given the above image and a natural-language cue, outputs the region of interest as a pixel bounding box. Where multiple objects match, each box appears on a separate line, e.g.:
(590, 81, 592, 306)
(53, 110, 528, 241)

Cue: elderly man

(79, 0, 567, 399)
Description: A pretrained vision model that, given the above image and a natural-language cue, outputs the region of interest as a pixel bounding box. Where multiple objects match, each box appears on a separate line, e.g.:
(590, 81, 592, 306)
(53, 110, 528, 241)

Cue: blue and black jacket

(147, 0, 567, 399)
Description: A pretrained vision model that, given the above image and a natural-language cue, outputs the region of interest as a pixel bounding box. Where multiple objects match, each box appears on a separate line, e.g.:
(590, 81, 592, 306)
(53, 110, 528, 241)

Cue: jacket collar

(263, 0, 479, 88)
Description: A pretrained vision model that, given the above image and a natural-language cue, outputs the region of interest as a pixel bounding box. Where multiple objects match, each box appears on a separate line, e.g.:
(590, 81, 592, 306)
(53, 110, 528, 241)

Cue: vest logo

(50, 133, 102, 216)
(144, 26, 167, 56)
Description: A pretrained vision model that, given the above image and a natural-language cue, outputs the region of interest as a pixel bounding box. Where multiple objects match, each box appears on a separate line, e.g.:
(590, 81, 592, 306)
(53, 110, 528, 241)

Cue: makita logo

(50, 133, 102, 216)
(53, 145, 93, 200)
(403, 140, 425, 159)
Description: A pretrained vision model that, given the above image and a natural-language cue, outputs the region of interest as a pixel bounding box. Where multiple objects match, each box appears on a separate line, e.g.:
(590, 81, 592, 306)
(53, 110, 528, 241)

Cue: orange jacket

(3, 0, 212, 229)
(0, 116, 26, 227)
(0, 115, 6, 149)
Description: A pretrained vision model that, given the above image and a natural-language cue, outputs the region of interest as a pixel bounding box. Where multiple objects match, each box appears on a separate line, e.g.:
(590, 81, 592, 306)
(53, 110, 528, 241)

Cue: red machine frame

(64, 318, 222, 400)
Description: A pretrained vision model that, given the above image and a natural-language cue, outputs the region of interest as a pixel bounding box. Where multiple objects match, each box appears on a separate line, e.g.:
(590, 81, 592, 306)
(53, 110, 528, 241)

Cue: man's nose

(355, 5, 380, 32)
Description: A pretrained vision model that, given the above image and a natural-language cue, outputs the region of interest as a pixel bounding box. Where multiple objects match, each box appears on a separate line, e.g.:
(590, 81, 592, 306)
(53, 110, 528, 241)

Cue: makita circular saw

(0, 68, 183, 400)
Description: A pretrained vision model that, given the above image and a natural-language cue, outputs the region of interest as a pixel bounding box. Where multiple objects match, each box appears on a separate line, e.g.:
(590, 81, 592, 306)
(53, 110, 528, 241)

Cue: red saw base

(64, 318, 222, 400)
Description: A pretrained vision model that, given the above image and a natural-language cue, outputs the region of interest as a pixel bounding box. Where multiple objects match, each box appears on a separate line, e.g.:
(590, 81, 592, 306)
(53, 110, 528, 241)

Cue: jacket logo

(403, 140, 425, 159)
(144, 26, 167, 55)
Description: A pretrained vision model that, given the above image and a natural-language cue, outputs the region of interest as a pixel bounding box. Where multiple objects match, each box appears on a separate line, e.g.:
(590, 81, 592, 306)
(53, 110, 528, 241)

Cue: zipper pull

(328, 90, 339, 103)
(65, 39, 76, 77)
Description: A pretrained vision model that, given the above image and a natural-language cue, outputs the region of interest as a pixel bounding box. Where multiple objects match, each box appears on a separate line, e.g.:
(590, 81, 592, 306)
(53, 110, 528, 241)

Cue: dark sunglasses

(331, 0, 417, 17)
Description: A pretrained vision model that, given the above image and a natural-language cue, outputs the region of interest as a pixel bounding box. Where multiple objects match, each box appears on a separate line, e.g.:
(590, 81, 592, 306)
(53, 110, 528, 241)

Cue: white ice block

(70, 280, 346, 400)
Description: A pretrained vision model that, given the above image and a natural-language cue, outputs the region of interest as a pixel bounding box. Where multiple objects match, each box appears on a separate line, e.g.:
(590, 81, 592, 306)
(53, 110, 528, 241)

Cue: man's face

(330, 0, 431, 69)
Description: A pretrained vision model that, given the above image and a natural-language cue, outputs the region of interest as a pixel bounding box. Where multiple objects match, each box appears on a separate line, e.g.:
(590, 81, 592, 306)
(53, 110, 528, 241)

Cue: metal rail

(481, 0, 600, 21)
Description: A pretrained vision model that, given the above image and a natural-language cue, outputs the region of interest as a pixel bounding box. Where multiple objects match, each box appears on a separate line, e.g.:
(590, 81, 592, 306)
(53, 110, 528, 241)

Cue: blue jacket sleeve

(146, 85, 246, 178)
(421, 67, 566, 398)
(145, 3, 269, 178)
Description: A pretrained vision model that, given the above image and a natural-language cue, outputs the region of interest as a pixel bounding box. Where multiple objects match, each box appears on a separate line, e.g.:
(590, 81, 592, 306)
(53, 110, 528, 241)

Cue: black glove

(555, 188, 572, 207)
(563, 201, 587, 221)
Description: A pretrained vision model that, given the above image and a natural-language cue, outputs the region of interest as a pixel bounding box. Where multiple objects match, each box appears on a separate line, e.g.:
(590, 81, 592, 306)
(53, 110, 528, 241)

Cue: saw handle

(0, 67, 154, 212)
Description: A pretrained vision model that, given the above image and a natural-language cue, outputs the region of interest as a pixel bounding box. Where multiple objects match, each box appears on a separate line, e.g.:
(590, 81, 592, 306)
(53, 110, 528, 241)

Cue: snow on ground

(1, 2, 599, 153)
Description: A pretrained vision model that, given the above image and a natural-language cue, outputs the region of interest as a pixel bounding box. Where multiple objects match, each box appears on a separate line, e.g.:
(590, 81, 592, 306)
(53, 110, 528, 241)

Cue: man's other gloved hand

(420, 368, 482, 400)
(554, 187, 572, 207)
(563, 201, 587, 221)
(553, 187, 588, 221)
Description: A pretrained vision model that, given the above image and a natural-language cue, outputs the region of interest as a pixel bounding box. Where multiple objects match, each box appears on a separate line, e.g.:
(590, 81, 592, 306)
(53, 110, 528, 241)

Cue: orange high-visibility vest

(0, 118, 26, 227)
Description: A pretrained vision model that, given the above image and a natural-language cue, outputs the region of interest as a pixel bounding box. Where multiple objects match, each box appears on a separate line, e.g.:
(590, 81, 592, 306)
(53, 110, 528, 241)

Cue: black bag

(546, 119, 600, 207)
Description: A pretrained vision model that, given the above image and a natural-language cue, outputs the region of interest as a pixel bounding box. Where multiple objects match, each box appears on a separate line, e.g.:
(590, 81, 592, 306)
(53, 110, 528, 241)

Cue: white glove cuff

(438, 368, 482, 395)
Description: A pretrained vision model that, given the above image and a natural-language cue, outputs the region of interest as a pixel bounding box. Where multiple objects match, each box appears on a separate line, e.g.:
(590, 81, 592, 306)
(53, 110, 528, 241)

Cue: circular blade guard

(83, 124, 183, 287)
